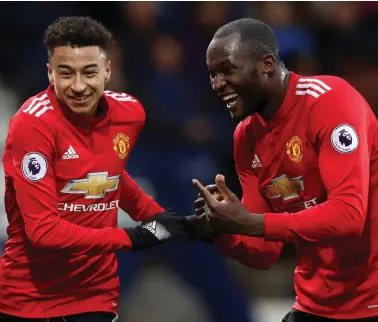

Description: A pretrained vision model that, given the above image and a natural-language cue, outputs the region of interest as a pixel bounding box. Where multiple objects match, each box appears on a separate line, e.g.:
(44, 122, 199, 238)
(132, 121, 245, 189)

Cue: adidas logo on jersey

(252, 154, 262, 168)
(62, 146, 79, 159)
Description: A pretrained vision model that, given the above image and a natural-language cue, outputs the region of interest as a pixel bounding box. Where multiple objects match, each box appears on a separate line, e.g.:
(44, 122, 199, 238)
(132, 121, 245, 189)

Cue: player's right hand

(125, 212, 197, 251)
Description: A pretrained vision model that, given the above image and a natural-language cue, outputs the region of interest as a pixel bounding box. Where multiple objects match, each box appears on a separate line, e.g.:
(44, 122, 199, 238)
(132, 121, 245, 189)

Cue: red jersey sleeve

(119, 170, 165, 222)
(215, 123, 283, 269)
(112, 95, 165, 222)
(9, 114, 133, 253)
(264, 81, 375, 242)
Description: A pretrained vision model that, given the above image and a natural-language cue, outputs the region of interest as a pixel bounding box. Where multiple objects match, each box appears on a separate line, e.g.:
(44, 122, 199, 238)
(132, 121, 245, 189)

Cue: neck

(259, 67, 290, 122)
(86, 103, 99, 117)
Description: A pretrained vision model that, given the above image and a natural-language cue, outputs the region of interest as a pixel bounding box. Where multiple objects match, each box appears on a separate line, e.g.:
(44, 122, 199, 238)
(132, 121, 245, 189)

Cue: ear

(47, 63, 54, 85)
(258, 54, 277, 77)
(105, 59, 111, 83)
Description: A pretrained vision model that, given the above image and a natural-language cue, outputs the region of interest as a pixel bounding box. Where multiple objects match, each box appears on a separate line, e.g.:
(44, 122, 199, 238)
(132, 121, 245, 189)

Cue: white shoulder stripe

(34, 106, 54, 117)
(104, 90, 137, 102)
(23, 93, 54, 117)
(27, 100, 51, 115)
(23, 93, 49, 113)
(295, 89, 320, 98)
(298, 78, 332, 91)
(296, 83, 326, 94)
(296, 78, 332, 98)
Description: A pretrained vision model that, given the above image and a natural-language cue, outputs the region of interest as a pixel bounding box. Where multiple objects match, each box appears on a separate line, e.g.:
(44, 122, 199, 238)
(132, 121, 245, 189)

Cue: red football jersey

(217, 73, 378, 319)
(0, 87, 164, 318)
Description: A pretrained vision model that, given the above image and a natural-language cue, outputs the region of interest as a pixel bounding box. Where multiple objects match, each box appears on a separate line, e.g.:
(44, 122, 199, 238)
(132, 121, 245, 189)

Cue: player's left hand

(192, 174, 264, 236)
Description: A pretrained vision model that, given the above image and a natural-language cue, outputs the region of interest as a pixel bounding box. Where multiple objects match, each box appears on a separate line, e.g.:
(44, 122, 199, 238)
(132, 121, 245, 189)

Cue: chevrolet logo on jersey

(61, 172, 120, 199)
(265, 175, 304, 201)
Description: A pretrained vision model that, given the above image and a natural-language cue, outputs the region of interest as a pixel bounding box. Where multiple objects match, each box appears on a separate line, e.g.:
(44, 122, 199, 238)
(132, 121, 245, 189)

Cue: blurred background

(0, 1, 378, 321)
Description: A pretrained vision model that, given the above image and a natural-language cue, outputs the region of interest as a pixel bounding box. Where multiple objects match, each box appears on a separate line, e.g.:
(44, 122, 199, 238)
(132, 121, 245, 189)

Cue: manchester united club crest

(113, 133, 129, 159)
(286, 136, 303, 163)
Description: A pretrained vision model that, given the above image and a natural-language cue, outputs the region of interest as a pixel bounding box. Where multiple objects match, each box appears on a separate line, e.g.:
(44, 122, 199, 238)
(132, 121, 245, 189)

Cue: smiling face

(47, 46, 111, 116)
(206, 33, 273, 122)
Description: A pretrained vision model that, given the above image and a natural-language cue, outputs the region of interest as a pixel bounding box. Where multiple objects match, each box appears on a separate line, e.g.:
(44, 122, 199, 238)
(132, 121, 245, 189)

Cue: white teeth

(72, 96, 88, 101)
(222, 93, 238, 102)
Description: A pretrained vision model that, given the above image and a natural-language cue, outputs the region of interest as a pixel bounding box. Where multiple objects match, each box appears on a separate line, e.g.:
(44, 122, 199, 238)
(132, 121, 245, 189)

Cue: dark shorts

(283, 310, 378, 322)
(0, 312, 118, 322)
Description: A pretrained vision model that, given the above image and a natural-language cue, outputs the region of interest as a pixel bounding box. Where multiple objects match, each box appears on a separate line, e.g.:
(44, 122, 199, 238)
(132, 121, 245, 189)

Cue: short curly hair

(44, 16, 113, 60)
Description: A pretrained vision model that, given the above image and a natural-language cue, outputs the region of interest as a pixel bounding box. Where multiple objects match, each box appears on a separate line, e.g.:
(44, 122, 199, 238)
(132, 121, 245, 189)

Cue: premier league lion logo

(28, 157, 41, 175)
(331, 124, 358, 153)
(339, 129, 353, 147)
(22, 153, 47, 182)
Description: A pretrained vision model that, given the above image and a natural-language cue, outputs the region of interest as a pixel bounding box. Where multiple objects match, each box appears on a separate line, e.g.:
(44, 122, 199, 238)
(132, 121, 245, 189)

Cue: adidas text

(252, 154, 262, 168)
(62, 146, 79, 159)
(62, 154, 79, 160)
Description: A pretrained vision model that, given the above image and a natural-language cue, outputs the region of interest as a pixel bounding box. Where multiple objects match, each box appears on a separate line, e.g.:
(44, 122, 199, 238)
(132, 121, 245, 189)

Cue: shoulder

(5, 91, 56, 167)
(233, 115, 260, 144)
(295, 74, 361, 104)
(234, 116, 252, 140)
(233, 116, 261, 170)
(299, 75, 374, 147)
(10, 90, 57, 137)
(233, 116, 256, 162)
(233, 119, 247, 150)
(103, 90, 146, 124)
(294, 74, 370, 117)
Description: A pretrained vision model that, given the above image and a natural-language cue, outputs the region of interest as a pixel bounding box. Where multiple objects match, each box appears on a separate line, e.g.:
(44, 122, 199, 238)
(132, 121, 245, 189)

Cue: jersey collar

(258, 71, 300, 129)
(47, 86, 110, 128)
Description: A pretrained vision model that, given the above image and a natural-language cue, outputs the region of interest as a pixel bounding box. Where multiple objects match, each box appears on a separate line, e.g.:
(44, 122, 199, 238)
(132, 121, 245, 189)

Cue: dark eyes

(224, 66, 236, 74)
(85, 71, 98, 76)
(60, 71, 98, 77)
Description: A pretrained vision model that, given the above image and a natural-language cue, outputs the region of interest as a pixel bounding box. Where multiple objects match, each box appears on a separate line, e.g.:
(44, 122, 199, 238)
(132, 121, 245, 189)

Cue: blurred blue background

(1, 2, 377, 321)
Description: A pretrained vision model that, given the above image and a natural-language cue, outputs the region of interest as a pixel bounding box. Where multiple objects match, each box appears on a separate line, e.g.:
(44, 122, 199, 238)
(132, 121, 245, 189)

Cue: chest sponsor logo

(113, 133, 129, 159)
(286, 136, 304, 163)
(61, 172, 120, 199)
(265, 175, 304, 201)
(58, 200, 119, 212)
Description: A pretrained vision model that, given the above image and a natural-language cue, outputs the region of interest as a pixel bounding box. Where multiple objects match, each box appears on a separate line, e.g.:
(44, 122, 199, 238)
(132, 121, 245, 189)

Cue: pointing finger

(192, 179, 217, 208)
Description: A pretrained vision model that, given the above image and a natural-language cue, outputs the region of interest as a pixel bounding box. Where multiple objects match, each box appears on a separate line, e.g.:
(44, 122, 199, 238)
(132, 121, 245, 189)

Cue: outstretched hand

(192, 174, 265, 236)
(192, 174, 249, 222)
(191, 181, 228, 240)
(194, 183, 224, 217)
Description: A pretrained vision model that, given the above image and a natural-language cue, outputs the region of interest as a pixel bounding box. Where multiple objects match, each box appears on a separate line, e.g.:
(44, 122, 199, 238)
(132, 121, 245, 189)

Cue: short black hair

(44, 16, 113, 60)
(214, 18, 279, 60)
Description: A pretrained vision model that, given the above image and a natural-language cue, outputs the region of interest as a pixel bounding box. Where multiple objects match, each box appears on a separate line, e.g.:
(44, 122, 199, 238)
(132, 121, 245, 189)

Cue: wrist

(239, 213, 265, 237)
(124, 226, 161, 251)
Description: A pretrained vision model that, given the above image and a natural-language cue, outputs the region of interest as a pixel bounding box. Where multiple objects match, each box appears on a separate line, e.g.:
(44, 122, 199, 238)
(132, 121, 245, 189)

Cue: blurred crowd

(0, 2, 378, 321)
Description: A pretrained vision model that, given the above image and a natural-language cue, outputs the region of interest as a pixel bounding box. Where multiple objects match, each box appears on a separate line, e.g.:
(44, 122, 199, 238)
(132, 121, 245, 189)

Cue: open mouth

(221, 93, 239, 109)
(69, 95, 91, 103)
